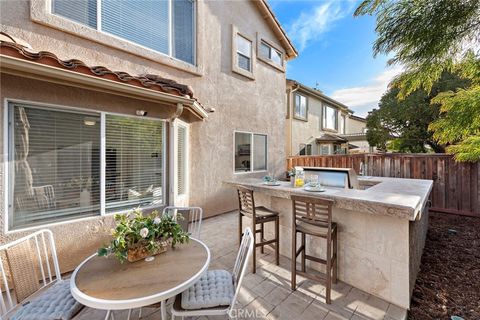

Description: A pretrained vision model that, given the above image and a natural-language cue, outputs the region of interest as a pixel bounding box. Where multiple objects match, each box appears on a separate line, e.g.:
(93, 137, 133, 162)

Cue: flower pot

(127, 240, 169, 263)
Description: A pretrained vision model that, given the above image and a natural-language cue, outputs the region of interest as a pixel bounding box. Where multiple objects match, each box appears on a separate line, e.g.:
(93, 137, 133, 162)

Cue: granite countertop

(225, 176, 433, 221)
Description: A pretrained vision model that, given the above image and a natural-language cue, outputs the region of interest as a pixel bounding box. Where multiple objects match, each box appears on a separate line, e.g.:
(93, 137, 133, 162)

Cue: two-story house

(286, 79, 351, 156)
(0, 0, 297, 272)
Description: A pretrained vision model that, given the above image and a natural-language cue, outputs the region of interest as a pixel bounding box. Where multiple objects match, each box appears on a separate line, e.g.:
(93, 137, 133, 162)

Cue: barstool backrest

(237, 186, 255, 216)
(291, 195, 334, 231)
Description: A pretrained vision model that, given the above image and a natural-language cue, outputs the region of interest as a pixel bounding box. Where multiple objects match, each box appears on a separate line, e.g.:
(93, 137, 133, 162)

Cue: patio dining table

(70, 238, 211, 320)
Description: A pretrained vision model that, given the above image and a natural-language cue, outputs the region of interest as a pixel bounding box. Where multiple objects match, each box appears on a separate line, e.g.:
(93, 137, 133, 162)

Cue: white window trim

(231, 25, 255, 80)
(171, 119, 189, 206)
(256, 35, 285, 72)
(30, 0, 202, 76)
(233, 130, 267, 174)
(3, 98, 168, 234)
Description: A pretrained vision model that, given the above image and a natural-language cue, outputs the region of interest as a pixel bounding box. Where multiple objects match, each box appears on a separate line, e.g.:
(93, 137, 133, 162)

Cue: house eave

(0, 54, 208, 121)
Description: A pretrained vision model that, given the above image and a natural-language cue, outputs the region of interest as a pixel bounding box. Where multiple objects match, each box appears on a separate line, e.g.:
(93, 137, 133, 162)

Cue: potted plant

(98, 208, 189, 263)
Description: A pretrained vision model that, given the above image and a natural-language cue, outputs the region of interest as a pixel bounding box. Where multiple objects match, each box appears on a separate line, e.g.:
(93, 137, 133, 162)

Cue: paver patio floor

(73, 211, 407, 320)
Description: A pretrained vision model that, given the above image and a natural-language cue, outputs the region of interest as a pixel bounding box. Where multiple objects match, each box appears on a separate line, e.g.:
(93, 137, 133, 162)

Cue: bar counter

(225, 176, 433, 309)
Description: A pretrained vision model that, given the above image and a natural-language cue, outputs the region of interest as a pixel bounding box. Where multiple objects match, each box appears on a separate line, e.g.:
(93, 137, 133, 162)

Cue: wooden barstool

(237, 186, 280, 273)
(291, 195, 337, 304)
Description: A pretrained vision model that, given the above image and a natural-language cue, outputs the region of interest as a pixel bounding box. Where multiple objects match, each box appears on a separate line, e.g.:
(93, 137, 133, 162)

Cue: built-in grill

(302, 167, 359, 189)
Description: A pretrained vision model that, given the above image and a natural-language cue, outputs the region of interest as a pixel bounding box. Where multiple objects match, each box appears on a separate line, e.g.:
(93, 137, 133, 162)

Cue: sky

(269, 0, 403, 117)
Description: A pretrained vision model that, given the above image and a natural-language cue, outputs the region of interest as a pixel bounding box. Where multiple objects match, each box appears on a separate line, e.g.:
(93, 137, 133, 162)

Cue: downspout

(168, 103, 184, 206)
(287, 83, 300, 157)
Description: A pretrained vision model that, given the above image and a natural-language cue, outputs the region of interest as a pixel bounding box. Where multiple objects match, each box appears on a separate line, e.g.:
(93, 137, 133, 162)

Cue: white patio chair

(0, 229, 83, 320)
(170, 227, 254, 320)
(162, 206, 203, 239)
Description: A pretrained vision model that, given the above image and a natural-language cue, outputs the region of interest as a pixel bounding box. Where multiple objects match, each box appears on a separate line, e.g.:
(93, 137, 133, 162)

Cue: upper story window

(259, 40, 283, 67)
(294, 94, 308, 120)
(236, 35, 252, 72)
(340, 114, 346, 134)
(323, 105, 338, 130)
(232, 26, 254, 79)
(52, 0, 196, 65)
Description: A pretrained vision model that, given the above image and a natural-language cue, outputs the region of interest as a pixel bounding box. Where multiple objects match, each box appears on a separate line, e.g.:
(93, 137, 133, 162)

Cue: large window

(294, 94, 308, 120)
(234, 132, 267, 173)
(52, 0, 196, 64)
(105, 115, 164, 212)
(6, 103, 166, 231)
(323, 105, 338, 130)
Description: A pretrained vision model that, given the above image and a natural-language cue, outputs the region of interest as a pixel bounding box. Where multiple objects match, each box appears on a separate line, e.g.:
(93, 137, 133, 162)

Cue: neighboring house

(342, 115, 375, 153)
(286, 79, 372, 156)
(0, 0, 297, 272)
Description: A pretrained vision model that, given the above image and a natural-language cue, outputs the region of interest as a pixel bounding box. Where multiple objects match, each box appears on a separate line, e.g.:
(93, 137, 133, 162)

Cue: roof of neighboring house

(0, 32, 210, 120)
(253, 0, 298, 59)
(315, 133, 348, 144)
(286, 79, 354, 113)
(349, 115, 367, 122)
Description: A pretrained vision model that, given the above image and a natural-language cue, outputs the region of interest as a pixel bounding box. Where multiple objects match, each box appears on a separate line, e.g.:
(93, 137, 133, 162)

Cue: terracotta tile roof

(0, 32, 196, 100)
(315, 133, 348, 144)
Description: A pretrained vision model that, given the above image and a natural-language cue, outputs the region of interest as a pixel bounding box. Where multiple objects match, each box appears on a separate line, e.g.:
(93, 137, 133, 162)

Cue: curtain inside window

(105, 115, 164, 212)
(102, 0, 169, 54)
(9, 105, 101, 230)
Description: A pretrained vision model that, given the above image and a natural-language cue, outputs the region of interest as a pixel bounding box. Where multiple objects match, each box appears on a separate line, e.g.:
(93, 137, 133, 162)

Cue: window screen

(52, 0, 97, 28)
(236, 35, 252, 71)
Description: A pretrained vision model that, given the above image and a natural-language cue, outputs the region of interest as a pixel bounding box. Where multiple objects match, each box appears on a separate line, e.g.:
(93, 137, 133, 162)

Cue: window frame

(293, 93, 308, 121)
(322, 104, 338, 131)
(3, 98, 168, 233)
(233, 130, 268, 174)
(232, 25, 255, 80)
(31, 0, 201, 75)
(257, 37, 285, 72)
(174, 119, 189, 202)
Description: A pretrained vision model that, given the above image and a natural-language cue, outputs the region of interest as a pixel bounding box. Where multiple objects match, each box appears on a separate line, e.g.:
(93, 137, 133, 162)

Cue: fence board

(286, 154, 480, 217)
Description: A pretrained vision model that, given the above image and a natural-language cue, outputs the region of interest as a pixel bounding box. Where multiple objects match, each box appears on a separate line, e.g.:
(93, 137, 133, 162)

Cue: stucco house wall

(346, 116, 367, 134)
(286, 81, 351, 156)
(0, 0, 292, 272)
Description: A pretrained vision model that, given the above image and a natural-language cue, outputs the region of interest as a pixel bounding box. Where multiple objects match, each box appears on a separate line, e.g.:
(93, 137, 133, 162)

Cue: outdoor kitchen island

(225, 175, 433, 309)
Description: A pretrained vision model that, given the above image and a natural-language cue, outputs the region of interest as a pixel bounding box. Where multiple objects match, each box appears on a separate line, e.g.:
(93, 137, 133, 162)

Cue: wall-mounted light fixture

(83, 117, 97, 126)
(136, 110, 148, 116)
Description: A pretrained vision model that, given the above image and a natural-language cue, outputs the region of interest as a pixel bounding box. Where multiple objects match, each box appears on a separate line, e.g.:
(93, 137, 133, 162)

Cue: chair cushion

(296, 221, 337, 237)
(11, 280, 82, 320)
(181, 270, 234, 310)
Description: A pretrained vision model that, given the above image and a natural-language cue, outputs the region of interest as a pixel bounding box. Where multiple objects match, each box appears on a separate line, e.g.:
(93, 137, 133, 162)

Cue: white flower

(153, 217, 161, 225)
(139, 227, 149, 238)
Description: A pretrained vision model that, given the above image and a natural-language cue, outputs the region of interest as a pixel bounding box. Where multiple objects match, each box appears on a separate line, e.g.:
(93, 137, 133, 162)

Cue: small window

(323, 105, 338, 130)
(236, 35, 252, 72)
(234, 132, 267, 173)
(299, 144, 312, 156)
(177, 124, 188, 195)
(294, 94, 308, 120)
(320, 144, 330, 155)
(259, 40, 283, 67)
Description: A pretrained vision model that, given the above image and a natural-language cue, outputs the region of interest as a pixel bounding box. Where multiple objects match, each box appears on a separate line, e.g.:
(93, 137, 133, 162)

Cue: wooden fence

(287, 154, 480, 217)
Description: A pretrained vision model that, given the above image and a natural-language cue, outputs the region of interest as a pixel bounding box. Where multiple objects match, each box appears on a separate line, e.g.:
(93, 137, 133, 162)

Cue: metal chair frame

(162, 206, 203, 239)
(170, 227, 254, 319)
(0, 229, 63, 317)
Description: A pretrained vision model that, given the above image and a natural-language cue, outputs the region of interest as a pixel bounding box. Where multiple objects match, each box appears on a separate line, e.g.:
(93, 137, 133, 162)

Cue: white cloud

(288, 0, 355, 51)
(330, 67, 403, 117)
